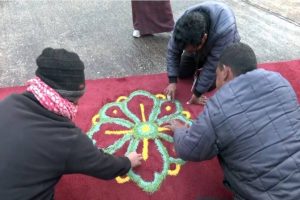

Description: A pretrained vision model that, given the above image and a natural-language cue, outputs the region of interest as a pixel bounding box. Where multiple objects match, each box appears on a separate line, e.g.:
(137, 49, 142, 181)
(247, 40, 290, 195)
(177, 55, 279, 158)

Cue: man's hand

(164, 83, 177, 101)
(187, 94, 208, 105)
(126, 152, 143, 168)
(165, 120, 189, 132)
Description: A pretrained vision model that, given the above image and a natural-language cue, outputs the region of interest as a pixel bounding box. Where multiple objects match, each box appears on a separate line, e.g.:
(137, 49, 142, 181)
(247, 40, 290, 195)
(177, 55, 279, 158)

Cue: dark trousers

(178, 51, 199, 79)
(178, 51, 216, 92)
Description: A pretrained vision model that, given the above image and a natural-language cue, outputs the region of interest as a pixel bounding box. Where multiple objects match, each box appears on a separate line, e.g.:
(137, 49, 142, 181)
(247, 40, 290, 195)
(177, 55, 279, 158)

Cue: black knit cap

(36, 48, 85, 101)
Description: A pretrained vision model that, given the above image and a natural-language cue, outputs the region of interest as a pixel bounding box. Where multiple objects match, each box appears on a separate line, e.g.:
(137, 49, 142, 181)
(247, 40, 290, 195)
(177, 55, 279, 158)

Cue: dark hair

(219, 42, 257, 76)
(173, 11, 208, 48)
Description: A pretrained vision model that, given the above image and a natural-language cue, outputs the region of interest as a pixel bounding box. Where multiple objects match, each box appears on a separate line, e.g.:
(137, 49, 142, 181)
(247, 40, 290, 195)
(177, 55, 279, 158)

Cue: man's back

(209, 69, 300, 199)
(0, 92, 79, 199)
(0, 47, 136, 200)
(0, 91, 132, 200)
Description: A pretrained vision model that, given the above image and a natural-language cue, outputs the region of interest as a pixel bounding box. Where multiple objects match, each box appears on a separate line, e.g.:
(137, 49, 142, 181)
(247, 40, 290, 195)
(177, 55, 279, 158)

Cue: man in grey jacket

(165, 1, 240, 105)
(168, 43, 300, 199)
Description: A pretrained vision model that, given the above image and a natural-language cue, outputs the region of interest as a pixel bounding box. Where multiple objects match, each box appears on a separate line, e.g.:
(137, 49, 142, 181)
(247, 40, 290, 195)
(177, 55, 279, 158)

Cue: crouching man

(168, 43, 300, 199)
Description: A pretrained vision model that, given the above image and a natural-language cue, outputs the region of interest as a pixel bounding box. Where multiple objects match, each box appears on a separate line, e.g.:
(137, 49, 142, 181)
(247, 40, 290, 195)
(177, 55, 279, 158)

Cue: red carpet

(0, 60, 299, 200)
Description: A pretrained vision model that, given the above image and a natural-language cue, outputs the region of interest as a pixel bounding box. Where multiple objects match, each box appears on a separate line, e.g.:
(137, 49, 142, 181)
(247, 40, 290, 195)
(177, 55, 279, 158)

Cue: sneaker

(132, 30, 141, 38)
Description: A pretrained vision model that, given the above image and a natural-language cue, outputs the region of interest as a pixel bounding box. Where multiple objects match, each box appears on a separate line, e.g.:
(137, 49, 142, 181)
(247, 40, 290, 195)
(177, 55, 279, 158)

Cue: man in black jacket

(165, 1, 240, 105)
(0, 48, 142, 200)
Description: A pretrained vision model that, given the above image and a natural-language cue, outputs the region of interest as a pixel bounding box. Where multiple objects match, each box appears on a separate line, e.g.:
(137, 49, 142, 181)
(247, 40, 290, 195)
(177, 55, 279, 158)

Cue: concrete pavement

(0, 0, 299, 87)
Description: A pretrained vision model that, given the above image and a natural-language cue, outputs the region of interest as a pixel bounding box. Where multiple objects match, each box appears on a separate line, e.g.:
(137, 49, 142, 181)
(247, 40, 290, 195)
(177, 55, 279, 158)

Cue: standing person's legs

(131, 1, 143, 37)
(131, 1, 174, 37)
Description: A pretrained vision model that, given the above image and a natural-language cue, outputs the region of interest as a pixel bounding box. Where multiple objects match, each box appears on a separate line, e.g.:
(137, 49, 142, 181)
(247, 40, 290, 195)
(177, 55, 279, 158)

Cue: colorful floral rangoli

(87, 90, 192, 193)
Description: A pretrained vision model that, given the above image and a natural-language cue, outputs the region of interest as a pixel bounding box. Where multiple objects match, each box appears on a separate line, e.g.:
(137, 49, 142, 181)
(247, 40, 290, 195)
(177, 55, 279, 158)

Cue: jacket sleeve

(166, 35, 184, 83)
(173, 106, 218, 161)
(194, 27, 238, 96)
(65, 131, 131, 180)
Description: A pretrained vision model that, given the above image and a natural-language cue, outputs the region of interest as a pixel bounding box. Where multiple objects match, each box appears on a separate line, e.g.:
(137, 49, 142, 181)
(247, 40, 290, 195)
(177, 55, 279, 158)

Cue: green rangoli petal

(155, 101, 183, 125)
(103, 119, 133, 128)
(86, 90, 192, 193)
(169, 157, 185, 165)
(127, 138, 170, 193)
(158, 132, 174, 143)
(104, 134, 132, 154)
(126, 138, 140, 153)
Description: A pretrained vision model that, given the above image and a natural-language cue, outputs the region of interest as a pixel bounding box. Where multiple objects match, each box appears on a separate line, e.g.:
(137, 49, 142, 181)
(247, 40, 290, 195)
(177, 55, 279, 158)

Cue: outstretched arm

(173, 107, 218, 161)
(65, 131, 141, 180)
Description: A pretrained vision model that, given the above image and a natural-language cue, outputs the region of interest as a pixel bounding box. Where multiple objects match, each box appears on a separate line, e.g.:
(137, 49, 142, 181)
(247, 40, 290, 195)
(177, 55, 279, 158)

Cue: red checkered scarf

(26, 77, 78, 120)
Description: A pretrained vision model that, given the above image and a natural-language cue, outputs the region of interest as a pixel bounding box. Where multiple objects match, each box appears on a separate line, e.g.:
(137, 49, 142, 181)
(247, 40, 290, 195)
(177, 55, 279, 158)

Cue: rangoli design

(87, 90, 192, 193)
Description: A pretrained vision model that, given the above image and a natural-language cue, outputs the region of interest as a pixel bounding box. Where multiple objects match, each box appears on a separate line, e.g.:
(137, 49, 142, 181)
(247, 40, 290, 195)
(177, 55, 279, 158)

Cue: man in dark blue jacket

(168, 42, 300, 199)
(165, 1, 240, 105)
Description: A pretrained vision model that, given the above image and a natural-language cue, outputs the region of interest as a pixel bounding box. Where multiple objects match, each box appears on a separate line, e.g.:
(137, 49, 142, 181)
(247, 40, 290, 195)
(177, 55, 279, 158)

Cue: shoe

(132, 30, 141, 38)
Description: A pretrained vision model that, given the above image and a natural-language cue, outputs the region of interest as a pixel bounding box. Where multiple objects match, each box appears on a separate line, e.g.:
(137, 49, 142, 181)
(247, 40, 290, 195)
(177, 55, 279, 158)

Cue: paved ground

(245, 0, 300, 25)
(0, 0, 299, 87)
